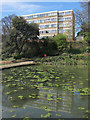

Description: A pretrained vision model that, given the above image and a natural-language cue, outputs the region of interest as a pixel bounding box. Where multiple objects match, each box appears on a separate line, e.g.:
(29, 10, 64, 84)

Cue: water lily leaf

(12, 114, 16, 118)
(12, 84, 16, 86)
(72, 76, 75, 78)
(13, 90, 18, 92)
(12, 105, 19, 108)
(45, 108, 52, 112)
(28, 95, 32, 98)
(78, 107, 85, 110)
(18, 96, 24, 99)
(19, 87, 24, 90)
(9, 110, 13, 112)
(5, 92, 11, 95)
(56, 114, 61, 117)
(41, 114, 44, 118)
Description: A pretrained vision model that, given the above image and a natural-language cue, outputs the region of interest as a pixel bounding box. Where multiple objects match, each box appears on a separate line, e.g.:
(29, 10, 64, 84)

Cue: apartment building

(22, 10, 75, 41)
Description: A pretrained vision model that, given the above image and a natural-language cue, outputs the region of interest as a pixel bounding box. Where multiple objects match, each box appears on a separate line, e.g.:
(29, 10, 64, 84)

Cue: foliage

(67, 48, 81, 54)
(84, 32, 90, 44)
(34, 54, 88, 65)
(12, 16, 39, 40)
(53, 34, 68, 52)
(24, 41, 40, 58)
(2, 16, 39, 59)
(39, 37, 58, 56)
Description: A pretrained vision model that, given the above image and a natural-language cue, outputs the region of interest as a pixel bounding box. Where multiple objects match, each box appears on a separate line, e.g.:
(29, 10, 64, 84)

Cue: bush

(85, 46, 90, 53)
(62, 53, 69, 56)
(39, 38, 58, 56)
(14, 54, 22, 59)
(53, 34, 68, 52)
(67, 48, 81, 54)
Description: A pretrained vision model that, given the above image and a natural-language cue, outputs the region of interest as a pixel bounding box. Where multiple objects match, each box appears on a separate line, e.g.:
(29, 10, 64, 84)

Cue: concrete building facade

(22, 10, 75, 41)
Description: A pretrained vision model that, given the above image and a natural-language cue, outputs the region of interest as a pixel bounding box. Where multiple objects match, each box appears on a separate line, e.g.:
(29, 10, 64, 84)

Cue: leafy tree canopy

(53, 34, 68, 52)
(12, 16, 39, 40)
(2, 16, 39, 59)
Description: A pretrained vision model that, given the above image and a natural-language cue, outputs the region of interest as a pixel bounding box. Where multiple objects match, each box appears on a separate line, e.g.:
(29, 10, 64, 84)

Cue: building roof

(22, 10, 73, 17)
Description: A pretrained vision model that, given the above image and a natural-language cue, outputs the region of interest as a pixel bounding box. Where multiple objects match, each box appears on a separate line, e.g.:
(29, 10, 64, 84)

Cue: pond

(1, 64, 89, 119)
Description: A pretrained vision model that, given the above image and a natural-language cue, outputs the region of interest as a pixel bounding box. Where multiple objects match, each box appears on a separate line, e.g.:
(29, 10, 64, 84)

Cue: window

(28, 21, 31, 23)
(65, 23, 72, 26)
(32, 15, 38, 18)
(45, 13, 49, 17)
(40, 31, 43, 34)
(45, 12, 56, 17)
(59, 29, 63, 33)
(49, 12, 57, 16)
(51, 24, 56, 27)
(65, 11, 72, 15)
(51, 30, 56, 33)
(59, 29, 66, 33)
(40, 20, 43, 23)
(32, 20, 34, 23)
(39, 25, 43, 28)
(59, 12, 65, 16)
(59, 24, 63, 27)
(38, 14, 43, 17)
(59, 23, 72, 27)
(45, 19, 50, 22)
(45, 25, 49, 28)
(59, 17, 71, 21)
(51, 18, 56, 21)
(35, 20, 38, 23)
(27, 16, 32, 19)
(59, 18, 64, 21)
(66, 29, 71, 33)
(38, 19, 43, 23)
(32, 20, 38, 23)
(65, 17, 71, 21)
(45, 30, 49, 33)
(51, 12, 57, 16)
(23, 16, 27, 19)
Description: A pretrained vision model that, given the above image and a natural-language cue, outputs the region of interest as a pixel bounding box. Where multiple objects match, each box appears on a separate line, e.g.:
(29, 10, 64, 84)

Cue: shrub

(39, 38, 58, 56)
(53, 34, 68, 52)
(14, 54, 22, 59)
(67, 48, 81, 54)
(62, 53, 69, 56)
(85, 46, 90, 53)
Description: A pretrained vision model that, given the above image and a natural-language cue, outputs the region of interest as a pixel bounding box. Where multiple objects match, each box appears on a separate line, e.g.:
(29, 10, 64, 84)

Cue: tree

(1, 14, 16, 42)
(12, 16, 39, 40)
(39, 37, 58, 56)
(53, 34, 68, 53)
(2, 16, 39, 59)
(75, 1, 90, 43)
(75, 2, 88, 32)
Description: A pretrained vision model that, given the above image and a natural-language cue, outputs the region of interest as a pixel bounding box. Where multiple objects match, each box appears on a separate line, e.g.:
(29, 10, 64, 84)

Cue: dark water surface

(2, 64, 89, 118)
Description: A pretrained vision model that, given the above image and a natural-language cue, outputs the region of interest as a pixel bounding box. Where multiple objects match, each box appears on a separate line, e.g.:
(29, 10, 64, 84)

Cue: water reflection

(23, 86, 73, 113)
(2, 65, 88, 118)
(2, 85, 39, 108)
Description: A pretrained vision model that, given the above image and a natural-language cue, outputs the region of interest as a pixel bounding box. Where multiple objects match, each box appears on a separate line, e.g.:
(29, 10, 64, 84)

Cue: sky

(0, 0, 86, 36)
(2, 2, 81, 18)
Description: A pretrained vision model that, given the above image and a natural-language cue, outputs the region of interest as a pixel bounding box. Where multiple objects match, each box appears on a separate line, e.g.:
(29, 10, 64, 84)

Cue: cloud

(2, 2, 41, 16)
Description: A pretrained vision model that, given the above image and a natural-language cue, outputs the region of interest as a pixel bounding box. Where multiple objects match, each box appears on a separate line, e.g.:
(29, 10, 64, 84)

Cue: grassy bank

(1, 53, 89, 66)
(34, 53, 89, 65)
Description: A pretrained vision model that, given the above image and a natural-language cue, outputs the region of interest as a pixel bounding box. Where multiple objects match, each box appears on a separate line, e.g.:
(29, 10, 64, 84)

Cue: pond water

(1, 64, 89, 119)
